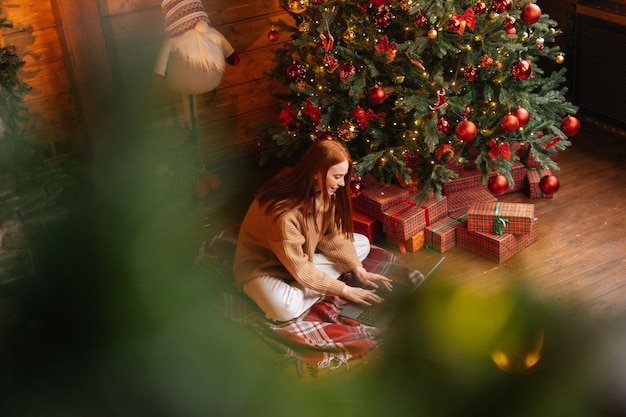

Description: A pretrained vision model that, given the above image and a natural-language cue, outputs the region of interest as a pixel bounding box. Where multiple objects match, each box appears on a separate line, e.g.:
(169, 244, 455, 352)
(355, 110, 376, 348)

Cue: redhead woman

(233, 139, 392, 322)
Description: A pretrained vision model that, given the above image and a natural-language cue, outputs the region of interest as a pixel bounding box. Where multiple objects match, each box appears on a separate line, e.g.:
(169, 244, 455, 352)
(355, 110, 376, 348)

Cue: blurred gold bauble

(428, 28, 438, 39)
(555, 54, 565, 64)
(338, 120, 358, 141)
(288, 0, 309, 14)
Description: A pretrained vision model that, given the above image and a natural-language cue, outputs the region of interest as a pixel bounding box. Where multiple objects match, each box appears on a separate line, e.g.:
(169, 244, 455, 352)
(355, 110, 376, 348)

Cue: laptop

(339, 257, 445, 328)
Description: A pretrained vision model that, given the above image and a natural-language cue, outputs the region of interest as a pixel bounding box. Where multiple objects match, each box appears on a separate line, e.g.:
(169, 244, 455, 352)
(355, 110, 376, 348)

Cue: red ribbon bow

(453, 8, 476, 35)
(302, 98, 321, 124)
(353, 107, 386, 129)
(374, 35, 397, 53)
(488, 139, 512, 160)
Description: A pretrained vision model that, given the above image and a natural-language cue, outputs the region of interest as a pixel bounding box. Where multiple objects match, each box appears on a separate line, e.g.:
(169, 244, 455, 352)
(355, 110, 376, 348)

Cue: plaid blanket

(195, 225, 419, 376)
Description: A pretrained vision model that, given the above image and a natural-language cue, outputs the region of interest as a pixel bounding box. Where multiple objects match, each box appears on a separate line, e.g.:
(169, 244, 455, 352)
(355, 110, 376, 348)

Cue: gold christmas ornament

(338, 120, 358, 140)
(288, 0, 309, 14)
(428, 28, 438, 39)
(555, 54, 565, 64)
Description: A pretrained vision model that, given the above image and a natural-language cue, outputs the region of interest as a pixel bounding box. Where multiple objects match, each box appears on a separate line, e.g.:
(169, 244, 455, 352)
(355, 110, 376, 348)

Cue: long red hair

(257, 139, 355, 238)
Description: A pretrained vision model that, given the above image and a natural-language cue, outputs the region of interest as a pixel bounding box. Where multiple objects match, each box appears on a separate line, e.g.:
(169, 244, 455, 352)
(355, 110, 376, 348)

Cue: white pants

(243, 233, 371, 322)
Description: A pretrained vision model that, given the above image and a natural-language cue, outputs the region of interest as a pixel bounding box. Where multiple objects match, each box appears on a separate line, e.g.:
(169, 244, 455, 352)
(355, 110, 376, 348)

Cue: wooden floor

(395, 121, 626, 319)
(189, 117, 626, 321)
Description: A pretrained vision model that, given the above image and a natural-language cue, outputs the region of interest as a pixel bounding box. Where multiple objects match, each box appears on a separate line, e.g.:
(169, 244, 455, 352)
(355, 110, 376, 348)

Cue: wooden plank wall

(96, 0, 291, 161)
(1, 0, 290, 165)
(1, 0, 85, 160)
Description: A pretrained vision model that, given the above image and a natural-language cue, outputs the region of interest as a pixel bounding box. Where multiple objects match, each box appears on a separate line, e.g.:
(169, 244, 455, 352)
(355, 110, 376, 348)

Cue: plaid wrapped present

(446, 187, 497, 218)
(425, 216, 466, 253)
(443, 168, 486, 195)
(382, 196, 448, 240)
(387, 230, 425, 254)
(420, 195, 448, 226)
(353, 182, 409, 221)
(508, 161, 527, 192)
(382, 200, 423, 240)
(467, 201, 535, 235)
(526, 167, 554, 199)
(456, 221, 539, 263)
(353, 210, 383, 243)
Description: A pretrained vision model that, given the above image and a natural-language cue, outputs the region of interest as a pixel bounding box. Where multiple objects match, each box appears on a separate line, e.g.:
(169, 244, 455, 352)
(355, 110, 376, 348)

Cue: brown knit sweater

(233, 194, 361, 296)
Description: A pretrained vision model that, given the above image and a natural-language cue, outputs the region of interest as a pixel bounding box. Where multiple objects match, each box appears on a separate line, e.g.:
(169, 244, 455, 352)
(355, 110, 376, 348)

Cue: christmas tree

(259, 0, 579, 200)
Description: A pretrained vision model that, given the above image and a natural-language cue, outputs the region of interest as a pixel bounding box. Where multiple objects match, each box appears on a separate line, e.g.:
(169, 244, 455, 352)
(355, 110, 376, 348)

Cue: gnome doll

(153, 0, 239, 195)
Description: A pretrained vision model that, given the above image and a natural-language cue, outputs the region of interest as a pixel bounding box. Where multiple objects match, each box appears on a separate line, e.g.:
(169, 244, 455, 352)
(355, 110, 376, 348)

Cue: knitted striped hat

(162, 0, 210, 38)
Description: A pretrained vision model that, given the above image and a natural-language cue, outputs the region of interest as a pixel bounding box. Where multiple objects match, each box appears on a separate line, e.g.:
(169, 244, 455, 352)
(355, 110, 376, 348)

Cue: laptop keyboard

(356, 286, 409, 323)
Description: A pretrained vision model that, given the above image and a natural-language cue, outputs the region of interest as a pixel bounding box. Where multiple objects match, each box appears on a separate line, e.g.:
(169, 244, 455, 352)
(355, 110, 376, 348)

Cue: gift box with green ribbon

(425, 215, 466, 253)
(456, 221, 538, 264)
(467, 201, 535, 235)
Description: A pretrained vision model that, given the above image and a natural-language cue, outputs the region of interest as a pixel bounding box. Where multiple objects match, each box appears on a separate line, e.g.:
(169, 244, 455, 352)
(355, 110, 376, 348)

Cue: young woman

(233, 139, 393, 322)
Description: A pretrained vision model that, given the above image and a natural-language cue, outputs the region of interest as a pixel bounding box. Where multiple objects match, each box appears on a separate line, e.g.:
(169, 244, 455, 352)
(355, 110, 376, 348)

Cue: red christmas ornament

(463, 65, 477, 82)
(539, 174, 560, 194)
(437, 117, 450, 132)
(403, 152, 419, 170)
(511, 107, 530, 127)
(501, 113, 520, 132)
(503, 16, 516, 30)
(511, 59, 532, 80)
(373, 8, 393, 29)
(350, 178, 363, 198)
(520, 3, 542, 25)
(267, 28, 280, 42)
(316, 131, 334, 141)
(414, 13, 428, 27)
(561, 115, 581, 136)
(481, 55, 494, 68)
(492, 0, 512, 13)
(435, 144, 456, 164)
(352, 107, 366, 120)
(456, 119, 478, 141)
(447, 17, 462, 33)
(369, 86, 386, 104)
(473, 1, 487, 14)
(488, 174, 509, 195)
(286, 63, 306, 81)
(339, 62, 356, 82)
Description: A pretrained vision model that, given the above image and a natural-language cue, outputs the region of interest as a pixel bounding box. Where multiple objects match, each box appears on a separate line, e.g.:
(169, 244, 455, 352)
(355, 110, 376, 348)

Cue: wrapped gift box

(467, 201, 535, 235)
(352, 182, 409, 221)
(526, 167, 554, 199)
(353, 210, 382, 243)
(425, 216, 466, 253)
(443, 168, 486, 195)
(382, 200, 423, 240)
(382, 196, 448, 240)
(420, 195, 448, 226)
(508, 161, 527, 192)
(456, 221, 538, 264)
(446, 187, 497, 218)
(387, 231, 425, 254)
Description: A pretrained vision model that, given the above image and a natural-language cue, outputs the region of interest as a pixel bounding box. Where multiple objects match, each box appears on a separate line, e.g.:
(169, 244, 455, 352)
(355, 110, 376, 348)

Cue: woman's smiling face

(325, 159, 349, 195)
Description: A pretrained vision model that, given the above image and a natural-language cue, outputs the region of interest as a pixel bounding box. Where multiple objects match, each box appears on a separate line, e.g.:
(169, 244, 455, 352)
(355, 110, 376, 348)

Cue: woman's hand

(353, 266, 393, 291)
(341, 285, 384, 306)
